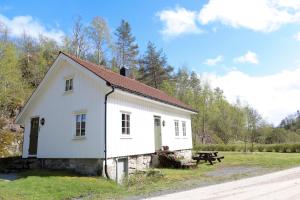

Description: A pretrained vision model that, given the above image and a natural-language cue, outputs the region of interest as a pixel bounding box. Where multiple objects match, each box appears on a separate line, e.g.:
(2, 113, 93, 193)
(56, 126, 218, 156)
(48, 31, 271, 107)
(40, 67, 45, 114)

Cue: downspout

(104, 82, 115, 179)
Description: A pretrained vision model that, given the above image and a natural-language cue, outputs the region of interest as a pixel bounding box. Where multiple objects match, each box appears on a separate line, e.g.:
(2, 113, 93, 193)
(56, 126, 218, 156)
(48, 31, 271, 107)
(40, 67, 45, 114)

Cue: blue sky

(1, 0, 300, 124)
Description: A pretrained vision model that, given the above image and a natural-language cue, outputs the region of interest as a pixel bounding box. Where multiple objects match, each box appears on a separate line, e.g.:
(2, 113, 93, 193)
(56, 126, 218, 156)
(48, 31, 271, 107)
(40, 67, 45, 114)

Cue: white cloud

(277, 0, 300, 10)
(234, 51, 259, 64)
(294, 32, 300, 41)
(157, 7, 202, 37)
(206, 67, 300, 125)
(198, 0, 300, 32)
(157, 1, 300, 37)
(0, 14, 64, 43)
(203, 55, 223, 66)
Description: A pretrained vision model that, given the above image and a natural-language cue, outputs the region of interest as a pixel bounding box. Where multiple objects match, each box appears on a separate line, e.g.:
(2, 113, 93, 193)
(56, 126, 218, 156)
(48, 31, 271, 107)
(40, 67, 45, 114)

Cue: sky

(1, 0, 300, 125)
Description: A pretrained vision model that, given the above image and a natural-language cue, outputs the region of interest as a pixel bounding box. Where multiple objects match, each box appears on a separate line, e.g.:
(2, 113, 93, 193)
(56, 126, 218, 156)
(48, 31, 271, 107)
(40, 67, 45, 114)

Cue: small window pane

(76, 121, 81, 136)
(65, 80, 69, 91)
(69, 79, 73, 90)
(81, 122, 85, 129)
(81, 114, 86, 122)
(182, 122, 186, 136)
(175, 121, 179, 136)
(81, 129, 85, 136)
(122, 127, 126, 134)
(122, 114, 125, 120)
(127, 127, 130, 135)
(122, 120, 125, 128)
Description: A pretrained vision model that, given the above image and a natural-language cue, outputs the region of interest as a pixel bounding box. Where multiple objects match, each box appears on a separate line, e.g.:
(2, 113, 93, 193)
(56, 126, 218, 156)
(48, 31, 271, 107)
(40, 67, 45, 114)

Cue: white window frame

(182, 121, 187, 137)
(65, 78, 73, 92)
(75, 113, 86, 138)
(121, 112, 131, 137)
(174, 120, 179, 137)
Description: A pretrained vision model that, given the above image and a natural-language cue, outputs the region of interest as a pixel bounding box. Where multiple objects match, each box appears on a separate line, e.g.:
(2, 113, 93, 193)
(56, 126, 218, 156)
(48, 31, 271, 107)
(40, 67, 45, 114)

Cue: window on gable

(121, 113, 130, 135)
(76, 114, 86, 136)
(174, 120, 179, 136)
(65, 78, 73, 91)
(182, 121, 186, 136)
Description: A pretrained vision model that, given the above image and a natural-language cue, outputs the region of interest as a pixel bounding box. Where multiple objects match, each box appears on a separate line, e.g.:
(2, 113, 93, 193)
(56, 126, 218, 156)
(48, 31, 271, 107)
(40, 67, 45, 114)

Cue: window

(174, 120, 179, 136)
(121, 113, 130, 135)
(65, 78, 73, 91)
(76, 114, 86, 136)
(182, 121, 186, 136)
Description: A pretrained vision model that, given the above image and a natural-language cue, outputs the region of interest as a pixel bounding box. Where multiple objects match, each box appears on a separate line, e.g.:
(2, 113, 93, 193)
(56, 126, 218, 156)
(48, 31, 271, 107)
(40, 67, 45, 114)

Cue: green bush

(257, 145, 264, 152)
(194, 143, 300, 153)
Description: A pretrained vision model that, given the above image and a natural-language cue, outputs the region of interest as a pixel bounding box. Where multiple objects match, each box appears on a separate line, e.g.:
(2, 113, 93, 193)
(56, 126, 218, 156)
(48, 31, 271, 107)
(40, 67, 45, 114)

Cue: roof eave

(112, 84, 198, 114)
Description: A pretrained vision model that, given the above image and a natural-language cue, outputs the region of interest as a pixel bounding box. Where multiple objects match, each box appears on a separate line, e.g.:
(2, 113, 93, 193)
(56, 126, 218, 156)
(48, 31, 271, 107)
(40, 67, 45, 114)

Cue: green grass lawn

(1, 152, 300, 200)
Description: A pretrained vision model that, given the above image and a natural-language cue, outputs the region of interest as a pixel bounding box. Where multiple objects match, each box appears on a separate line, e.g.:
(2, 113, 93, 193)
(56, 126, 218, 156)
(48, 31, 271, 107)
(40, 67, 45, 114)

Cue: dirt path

(146, 167, 300, 200)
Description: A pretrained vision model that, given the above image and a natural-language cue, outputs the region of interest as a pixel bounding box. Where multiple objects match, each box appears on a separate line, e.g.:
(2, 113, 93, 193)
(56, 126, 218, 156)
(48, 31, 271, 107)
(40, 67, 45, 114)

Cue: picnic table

(192, 151, 224, 165)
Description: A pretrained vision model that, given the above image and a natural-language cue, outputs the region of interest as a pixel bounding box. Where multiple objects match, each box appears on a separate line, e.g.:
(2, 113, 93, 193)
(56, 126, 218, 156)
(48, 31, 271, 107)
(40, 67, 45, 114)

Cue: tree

(70, 16, 88, 58)
(114, 20, 139, 74)
(18, 33, 39, 87)
(245, 106, 262, 151)
(211, 89, 234, 144)
(138, 42, 173, 89)
(231, 99, 245, 142)
(87, 16, 111, 65)
(18, 34, 58, 87)
(0, 40, 25, 118)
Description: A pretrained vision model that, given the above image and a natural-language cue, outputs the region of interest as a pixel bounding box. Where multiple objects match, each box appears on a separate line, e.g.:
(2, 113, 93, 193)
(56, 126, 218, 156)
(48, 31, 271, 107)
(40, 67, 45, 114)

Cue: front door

(154, 116, 162, 151)
(28, 117, 39, 156)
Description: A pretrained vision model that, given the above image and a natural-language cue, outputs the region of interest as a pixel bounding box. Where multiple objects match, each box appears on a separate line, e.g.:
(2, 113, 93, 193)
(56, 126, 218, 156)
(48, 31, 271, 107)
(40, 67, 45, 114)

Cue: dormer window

(65, 78, 73, 92)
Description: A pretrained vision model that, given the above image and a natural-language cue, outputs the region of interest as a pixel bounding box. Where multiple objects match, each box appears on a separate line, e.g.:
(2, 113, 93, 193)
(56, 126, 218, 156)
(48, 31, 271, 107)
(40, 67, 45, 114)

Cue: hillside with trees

(1, 16, 300, 156)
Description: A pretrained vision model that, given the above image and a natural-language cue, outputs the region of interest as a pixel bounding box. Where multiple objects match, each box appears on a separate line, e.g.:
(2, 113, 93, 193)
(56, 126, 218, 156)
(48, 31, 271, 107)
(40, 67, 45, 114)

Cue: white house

(15, 52, 197, 180)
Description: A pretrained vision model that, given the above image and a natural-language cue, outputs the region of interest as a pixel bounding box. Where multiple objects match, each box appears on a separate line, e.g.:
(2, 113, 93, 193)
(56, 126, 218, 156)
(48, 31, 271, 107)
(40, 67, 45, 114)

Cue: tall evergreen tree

(138, 42, 173, 89)
(114, 20, 139, 75)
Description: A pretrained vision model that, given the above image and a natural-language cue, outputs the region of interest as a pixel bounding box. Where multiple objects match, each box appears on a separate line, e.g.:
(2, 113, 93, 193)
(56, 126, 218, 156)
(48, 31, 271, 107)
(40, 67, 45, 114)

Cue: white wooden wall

(106, 90, 193, 158)
(21, 58, 107, 158)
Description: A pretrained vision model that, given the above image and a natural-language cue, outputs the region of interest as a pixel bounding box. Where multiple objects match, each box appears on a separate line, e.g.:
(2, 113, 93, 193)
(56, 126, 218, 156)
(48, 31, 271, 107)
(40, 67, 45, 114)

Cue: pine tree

(138, 42, 173, 89)
(114, 20, 139, 75)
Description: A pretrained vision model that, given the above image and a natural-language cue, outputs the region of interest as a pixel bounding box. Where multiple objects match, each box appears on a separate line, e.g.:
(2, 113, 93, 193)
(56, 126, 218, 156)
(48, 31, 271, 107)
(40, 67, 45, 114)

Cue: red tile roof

(61, 52, 196, 112)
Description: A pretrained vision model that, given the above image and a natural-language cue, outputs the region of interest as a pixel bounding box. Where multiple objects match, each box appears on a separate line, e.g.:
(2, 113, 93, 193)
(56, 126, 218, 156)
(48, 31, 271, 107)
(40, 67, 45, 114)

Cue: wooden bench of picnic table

(192, 151, 224, 165)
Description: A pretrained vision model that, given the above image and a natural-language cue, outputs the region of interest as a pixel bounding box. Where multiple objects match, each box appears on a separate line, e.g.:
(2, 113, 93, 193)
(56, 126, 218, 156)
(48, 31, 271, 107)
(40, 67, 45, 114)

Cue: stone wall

(104, 154, 152, 181)
(174, 149, 192, 160)
(38, 149, 191, 179)
(128, 154, 151, 174)
(42, 158, 103, 175)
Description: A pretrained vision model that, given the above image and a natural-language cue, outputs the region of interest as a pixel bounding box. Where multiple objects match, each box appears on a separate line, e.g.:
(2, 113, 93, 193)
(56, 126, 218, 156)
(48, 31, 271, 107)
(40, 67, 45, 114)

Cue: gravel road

(146, 167, 300, 200)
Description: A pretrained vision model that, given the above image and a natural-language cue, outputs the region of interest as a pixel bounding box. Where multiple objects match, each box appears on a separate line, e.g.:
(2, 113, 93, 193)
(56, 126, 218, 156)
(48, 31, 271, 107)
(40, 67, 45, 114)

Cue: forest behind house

(1, 16, 300, 157)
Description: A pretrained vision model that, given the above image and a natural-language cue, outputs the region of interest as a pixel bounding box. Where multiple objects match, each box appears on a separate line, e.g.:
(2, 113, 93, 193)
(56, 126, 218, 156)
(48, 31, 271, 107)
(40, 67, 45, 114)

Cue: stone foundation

(42, 158, 103, 175)
(174, 149, 192, 160)
(39, 149, 192, 179)
(128, 154, 152, 174)
(104, 154, 152, 180)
